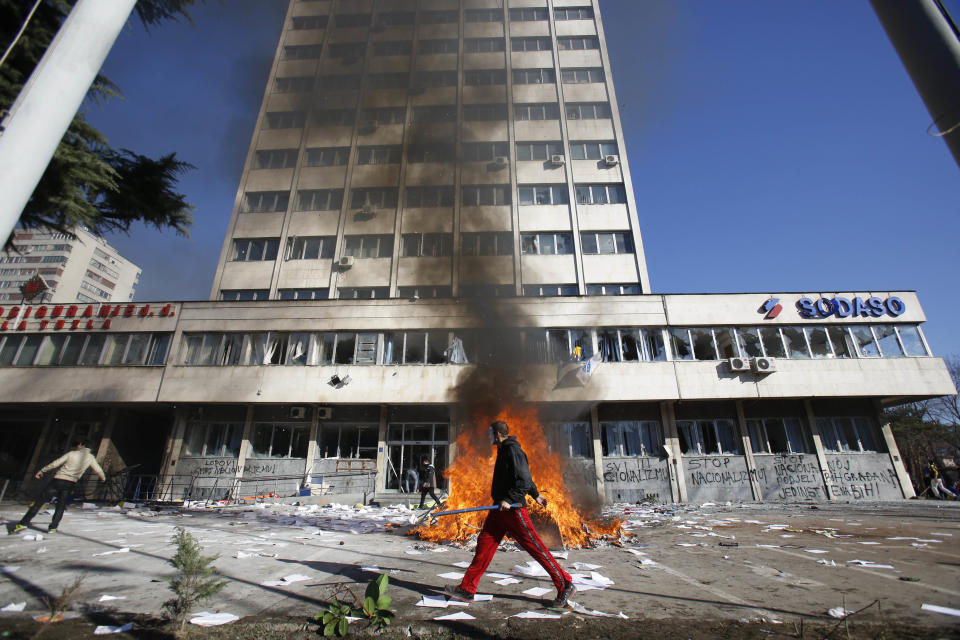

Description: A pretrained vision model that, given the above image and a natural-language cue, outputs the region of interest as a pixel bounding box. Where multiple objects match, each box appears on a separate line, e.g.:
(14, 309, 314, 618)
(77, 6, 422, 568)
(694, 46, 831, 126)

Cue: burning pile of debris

(414, 404, 622, 548)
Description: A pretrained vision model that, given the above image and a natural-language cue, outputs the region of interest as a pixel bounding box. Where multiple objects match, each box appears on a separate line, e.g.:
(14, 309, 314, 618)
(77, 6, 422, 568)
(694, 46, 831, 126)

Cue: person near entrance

(10, 440, 105, 534)
(445, 420, 574, 609)
(417, 457, 442, 509)
(404, 466, 419, 493)
(925, 461, 958, 499)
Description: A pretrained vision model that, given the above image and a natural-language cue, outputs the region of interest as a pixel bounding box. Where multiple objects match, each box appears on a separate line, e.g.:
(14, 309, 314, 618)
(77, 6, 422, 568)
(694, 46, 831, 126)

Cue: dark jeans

(418, 486, 441, 508)
(20, 478, 75, 530)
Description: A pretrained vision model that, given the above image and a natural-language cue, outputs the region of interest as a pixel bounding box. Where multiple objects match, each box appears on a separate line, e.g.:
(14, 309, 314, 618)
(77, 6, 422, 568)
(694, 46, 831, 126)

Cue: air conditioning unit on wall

(549, 154, 565, 166)
(727, 357, 751, 372)
(752, 357, 777, 374)
(604, 154, 620, 167)
(338, 256, 355, 269)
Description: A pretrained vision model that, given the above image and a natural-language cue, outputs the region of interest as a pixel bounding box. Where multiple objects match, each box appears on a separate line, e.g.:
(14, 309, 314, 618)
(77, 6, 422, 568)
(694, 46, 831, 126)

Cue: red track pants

(459, 506, 571, 595)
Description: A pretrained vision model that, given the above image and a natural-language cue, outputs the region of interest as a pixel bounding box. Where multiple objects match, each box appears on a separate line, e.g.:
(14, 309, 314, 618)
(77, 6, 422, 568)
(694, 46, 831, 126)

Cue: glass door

(385, 422, 449, 491)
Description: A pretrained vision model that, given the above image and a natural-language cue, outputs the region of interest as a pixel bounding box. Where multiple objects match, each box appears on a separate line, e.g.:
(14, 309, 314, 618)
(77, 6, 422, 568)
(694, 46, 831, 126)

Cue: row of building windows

(0, 332, 170, 367)
(220, 284, 642, 302)
(257, 141, 617, 169)
(273, 66, 604, 93)
(243, 183, 627, 213)
(288, 7, 594, 28)
(179, 413, 875, 462)
(174, 323, 929, 369)
(264, 102, 611, 130)
(230, 230, 633, 262)
(0, 322, 930, 370)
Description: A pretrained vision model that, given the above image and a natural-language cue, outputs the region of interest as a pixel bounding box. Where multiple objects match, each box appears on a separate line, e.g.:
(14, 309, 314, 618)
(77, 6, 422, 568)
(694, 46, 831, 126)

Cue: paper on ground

(452, 561, 471, 568)
(434, 611, 476, 620)
(522, 586, 552, 597)
(94, 623, 133, 635)
(415, 595, 449, 608)
(804, 549, 829, 554)
(569, 600, 628, 619)
(847, 560, 894, 569)
(511, 611, 562, 619)
(572, 562, 601, 571)
(437, 572, 465, 580)
(828, 607, 852, 619)
(921, 603, 960, 618)
(1, 602, 26, 612)
(190, 612, 240, 626)
(473, 594, 493, 602)
(858, 542, 881, 545)
(513, 561, 548, 577)
(0, 566, 19, 574)
(93, 547, 129, 557)
(361, 565, 380, 572)
(98, 595, 126, 602)
(261, 574, 311, 587)
(487, 572, 511, 579)
(494, 577, 521, 585)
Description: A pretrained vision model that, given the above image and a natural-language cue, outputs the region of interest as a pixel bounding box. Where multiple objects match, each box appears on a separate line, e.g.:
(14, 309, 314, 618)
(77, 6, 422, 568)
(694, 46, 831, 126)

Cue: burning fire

(416, 405, 621, 548)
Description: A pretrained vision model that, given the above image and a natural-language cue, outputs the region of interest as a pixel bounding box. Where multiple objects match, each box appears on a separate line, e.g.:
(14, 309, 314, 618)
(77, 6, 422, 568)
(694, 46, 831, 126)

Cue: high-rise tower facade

(212, 0, 649, 302)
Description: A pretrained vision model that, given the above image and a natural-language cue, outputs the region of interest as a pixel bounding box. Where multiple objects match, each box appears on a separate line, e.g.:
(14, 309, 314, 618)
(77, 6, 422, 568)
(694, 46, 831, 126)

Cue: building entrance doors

(385, 422, 448, 492)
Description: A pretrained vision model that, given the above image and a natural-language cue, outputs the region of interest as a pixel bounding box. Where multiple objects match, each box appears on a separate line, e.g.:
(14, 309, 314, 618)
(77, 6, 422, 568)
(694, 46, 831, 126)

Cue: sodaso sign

(796, 296, 906, 319)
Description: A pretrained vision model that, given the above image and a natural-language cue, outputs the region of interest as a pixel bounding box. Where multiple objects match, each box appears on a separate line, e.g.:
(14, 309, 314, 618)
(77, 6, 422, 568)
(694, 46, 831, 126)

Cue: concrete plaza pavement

(0, 499, 958, 631)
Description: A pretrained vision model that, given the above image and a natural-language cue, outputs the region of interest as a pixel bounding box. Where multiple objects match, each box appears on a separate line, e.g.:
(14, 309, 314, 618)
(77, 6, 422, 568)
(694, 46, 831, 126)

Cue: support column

(660, 401, 686, 503)
(375, 405, 388, 494)
(233, 406, 255, 500)
(23, 408, 55, 482)
(305, 406, 320, 486)
(735, 402, 762, 501)
(874, 400, 916, 499)
(158, 407, 187, 501)
(94, 408, 117, 466)
(804, 400, 834, 500)
(589, 405, 606, 505)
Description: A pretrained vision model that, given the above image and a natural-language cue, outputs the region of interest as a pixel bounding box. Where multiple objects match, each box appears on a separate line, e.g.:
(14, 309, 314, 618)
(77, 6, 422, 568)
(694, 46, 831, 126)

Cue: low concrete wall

(601, 456, 670, 503)
(824, 453, 904, 501)
(753, 453, 827, 501)
(682, 455, 753, 503)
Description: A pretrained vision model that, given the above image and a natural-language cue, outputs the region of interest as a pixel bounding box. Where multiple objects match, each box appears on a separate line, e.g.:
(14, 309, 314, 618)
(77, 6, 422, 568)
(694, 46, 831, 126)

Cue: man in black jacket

(445, 420, 574, 609)
(417, 457, 442, 508)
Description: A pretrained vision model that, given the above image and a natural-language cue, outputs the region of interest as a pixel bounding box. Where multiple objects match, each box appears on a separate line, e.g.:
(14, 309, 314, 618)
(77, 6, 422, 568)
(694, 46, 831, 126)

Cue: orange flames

(415, 405, 621, 548)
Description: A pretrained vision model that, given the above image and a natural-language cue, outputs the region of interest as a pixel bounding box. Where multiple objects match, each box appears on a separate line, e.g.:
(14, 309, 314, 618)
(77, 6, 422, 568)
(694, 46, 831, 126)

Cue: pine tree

(163, 526, 227, 632)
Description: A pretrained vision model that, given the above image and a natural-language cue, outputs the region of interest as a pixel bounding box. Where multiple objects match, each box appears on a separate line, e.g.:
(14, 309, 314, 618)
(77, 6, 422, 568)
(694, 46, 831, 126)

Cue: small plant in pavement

(162, 526, 227, 633)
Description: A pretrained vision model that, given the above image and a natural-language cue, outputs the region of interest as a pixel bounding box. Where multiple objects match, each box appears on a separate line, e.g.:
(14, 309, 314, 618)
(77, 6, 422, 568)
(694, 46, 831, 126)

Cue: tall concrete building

(0, 0, 954, 507)
(0, 226, 140, 304)
(212, 0, 647, 302)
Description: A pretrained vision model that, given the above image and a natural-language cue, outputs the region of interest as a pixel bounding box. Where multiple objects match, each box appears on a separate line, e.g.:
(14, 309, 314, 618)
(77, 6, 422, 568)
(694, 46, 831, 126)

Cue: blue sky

(84, 0, 958, 357)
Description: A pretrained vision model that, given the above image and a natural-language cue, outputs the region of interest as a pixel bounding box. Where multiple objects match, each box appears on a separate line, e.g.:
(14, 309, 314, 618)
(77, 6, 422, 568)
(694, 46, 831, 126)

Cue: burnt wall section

(753, 453, 827, 501)
(824, 453, 904, 501)
(602, 456, 670, 503)
(682, 455, 753, 503)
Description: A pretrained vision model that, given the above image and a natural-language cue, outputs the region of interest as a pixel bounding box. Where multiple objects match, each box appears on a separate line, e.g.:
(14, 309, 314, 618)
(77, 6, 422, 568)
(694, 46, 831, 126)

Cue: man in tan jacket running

(11, 440, 105, 534)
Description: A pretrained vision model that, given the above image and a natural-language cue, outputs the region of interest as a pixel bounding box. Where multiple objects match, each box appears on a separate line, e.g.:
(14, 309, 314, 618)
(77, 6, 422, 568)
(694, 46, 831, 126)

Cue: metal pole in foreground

(870, 0, 960, 168)
(431, 504, 523, 517)
(0, 0, 138, 243)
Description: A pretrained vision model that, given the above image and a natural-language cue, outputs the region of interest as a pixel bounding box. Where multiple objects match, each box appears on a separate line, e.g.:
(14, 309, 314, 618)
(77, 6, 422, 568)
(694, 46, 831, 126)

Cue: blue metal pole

(431, 503, 522, 517)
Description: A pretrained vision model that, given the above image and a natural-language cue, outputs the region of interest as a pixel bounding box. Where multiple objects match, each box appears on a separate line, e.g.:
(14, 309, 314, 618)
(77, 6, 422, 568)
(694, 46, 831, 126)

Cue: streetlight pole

(0, 0, 138, 243)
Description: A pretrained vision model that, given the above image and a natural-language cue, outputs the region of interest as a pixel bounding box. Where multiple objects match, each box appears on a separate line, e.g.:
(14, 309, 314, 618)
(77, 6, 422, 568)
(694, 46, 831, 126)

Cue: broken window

(546, 422, 592, 458)
(601, 421, 662, 457)
(850, 326, 880, 357)
(818, 416, 878, 453)
(182, 422, 242, 458)
(748, 418, 807, 454)
(781, 326, 811, 358)
(321, 424, 378, 459)
(677, 419, 740, 455)
(251, 423, 310, 458)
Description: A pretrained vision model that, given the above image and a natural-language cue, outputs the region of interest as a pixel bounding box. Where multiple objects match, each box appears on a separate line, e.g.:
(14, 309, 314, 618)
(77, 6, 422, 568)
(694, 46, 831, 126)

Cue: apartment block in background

(0, 227, 141, 304)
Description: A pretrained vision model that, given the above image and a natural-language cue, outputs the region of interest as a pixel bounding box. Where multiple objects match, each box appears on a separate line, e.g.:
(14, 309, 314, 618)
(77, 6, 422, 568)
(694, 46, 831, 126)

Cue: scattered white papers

(804, 549, 829, 554)
(98, 595, 126, 602)
(569, 600, 628, 619)
(930, 532, 953, 537)
(858, 542, 880, 545)
(847, 560, 894, 569)
(0, 566, 19, 574)
(494, 577, 521, 585)
(553, 551, 568, 559)
(513, 561, 548, 577)
(21, 534, 42, 542)
(817, 559, 838, 567)
(94, 623, 133, 634)
(261, 574, 310, 587)
(405, 549, 423, 555)
(473, 594, 493, 602)
(360, 565, 380, 572)
(416, 595, 450, 608)
(82, 503, 97, 510)
(1, 602, 26, 612)
(486, 573, 511, 579)
(190, 612, 240, 626)
(828, 607, 852, 619)
(92, 548, 129, 557)
(921, 604, 960, 618)
(453, 561, 471, 568)
(677, 543, 698, 547)
(572, 562, 601, 571)
(434, 611, 476, 620)
(437, 572, 465, 580)
(756, 544, 780, 549)
(522, 586, 552, 597)
(511, 611, 562, 619)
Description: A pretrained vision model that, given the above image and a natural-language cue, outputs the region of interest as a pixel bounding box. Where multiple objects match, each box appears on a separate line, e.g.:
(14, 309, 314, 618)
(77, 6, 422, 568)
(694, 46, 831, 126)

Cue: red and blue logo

(760, 298, 782, 319)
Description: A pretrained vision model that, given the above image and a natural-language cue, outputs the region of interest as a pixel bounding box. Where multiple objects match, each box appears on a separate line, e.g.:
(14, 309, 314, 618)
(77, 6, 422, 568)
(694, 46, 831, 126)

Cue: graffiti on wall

(825, 456, 900, 500)
(179, 458, 282, 478)
(756, 454, 825, 500)
(603, 458, 668, 485)
(687, 456, 761, 487)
